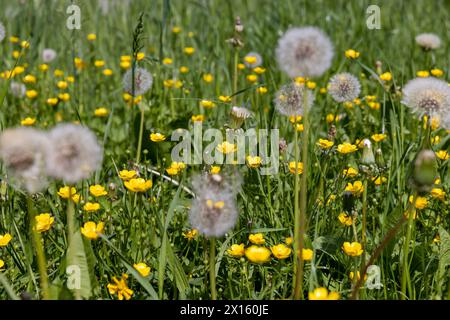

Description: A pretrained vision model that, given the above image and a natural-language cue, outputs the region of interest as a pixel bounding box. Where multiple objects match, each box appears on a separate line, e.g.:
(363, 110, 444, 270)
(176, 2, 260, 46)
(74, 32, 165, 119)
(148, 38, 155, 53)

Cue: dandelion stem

(294, 90, 308, 300)
(27, 196, 49, 300)
(136, 103, 145, 163)
(232, 49, 239, 104)
(209, 237, 217, 300)
(401, 193, 417, 300)
(66, 188, 81, 300)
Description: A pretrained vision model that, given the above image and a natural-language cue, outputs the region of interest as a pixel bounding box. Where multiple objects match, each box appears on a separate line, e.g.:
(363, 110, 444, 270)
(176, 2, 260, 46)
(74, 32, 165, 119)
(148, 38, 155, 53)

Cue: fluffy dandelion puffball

(0, 22, 5, 42)
(231, 106, 252, 120)
(243, 52, 263, 68)
(123, 67, 153, 96)
(42, 48, 57, 63)
(189, 173, 241, 238)
(10, 82, 26, 97)
(328, 73, 361, 103)
(46, 123, 103, 183)
(274, 82, 314, 117)
(402, 77, 450, 119)
(276, 26, 334, 78)
(415, 33, 441, 50)
(0, 128, 51, 193)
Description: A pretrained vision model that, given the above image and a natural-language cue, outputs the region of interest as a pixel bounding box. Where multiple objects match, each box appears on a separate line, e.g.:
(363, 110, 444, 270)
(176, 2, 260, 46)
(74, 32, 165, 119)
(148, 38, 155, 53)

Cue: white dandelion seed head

(243, 52, 263, 68)
(189, 173, 241, 238)
(0, 127, 51, 194)
(328, 72, 361, 103)
(10, 81, 26, 97)
(0, 22, 5, 42)
(402, 77, 450, 120)
(231, 106, 252, 120)
(42, 48, 57, 63)
(274, 82, 315, 117)
(276, 26, 334, 78)
(415, 33, 441, 50)
(123, 67, 153, 96)
(46, 123, 103, 183)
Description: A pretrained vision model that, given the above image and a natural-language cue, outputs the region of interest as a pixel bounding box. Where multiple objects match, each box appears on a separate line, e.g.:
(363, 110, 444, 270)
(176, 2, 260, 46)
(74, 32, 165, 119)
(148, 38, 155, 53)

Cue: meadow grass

(0, 0, 449, 300)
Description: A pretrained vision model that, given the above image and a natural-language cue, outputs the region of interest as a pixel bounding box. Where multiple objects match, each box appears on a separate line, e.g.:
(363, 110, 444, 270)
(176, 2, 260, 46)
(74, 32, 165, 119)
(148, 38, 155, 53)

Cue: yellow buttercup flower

(245, 246, 271, 264)
(103, 69, 113, 76)
(416, 70, 429, 77)
(289, 115, 302, 123)
(183, 47, 195, 55)
(72, 194, 82, 204)
(162, 57, 173, 65)
(191, 114, 205, 122)
(316, 139, 334, 149)
(254, 67, 266, 74)
(83, 202, 101, 212)
(180, 66, 189, 73)
(58, 93, 70, 102)
(171, 26, 182, 33)
(271, 244, 292, 259)
(119, 170, 137, 181)
(57, 186, 77, 199)
(257, 86, 268, 94)
(326, 113, 335, 123)
(124, 178, 153, 192)
(246, 74, 258, 83)
(372, 176, 387, 185)
(338, 213, 353, 226)
(21, 117, 36, 126)
(107, 274, 134, 300)
(35, 213, 54, 233)
(342, 241, 363, 256)
(216, 141, 237, 154)
(371, 133, 387, 142)
(81, 221, 104, 240)
(182, 229, 198, 241)
(246, 155, 262, 168)
(87, 33, 97, 41)
(436, 150, 449, 160)
(47, 98, 58, 106)
(0, 234, 12, 247)
(210, 166, 221, 174)
(94, 107, 109, 117)
(227, 244, 245, 257)
(166, 161, 186, 176)
(136, 52, 145, 61)
(431, 188, 445, 201)
(200, 99, 216, 109)
(285, 237, 293, 245)
(349, 271, 367, 281)
(345, 181, 364, 196)
(0, 259, 4, 270)
(120, 60, 131, 69)
(430, 68, 444, 77)
(150, 133, 166, 142)
(379, 72, 392, 81)
(289, 161, 303, 175)
(409, 195, 428, 209)
(133, 262, 151, 277)
(25, 90, 38, 99)
(203, 73, 213, 83)
(57, 80, 68, 89)
(218, 95, 231, 103)
(309, 287, 340, 300)
(337, 142, 358, 154)
(343, 167, 358, 178)
(345, 49, 360, 59)
(23, 74, 36, 84)
(301, 248, 313, 261)
(248, 233, 265, 245)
